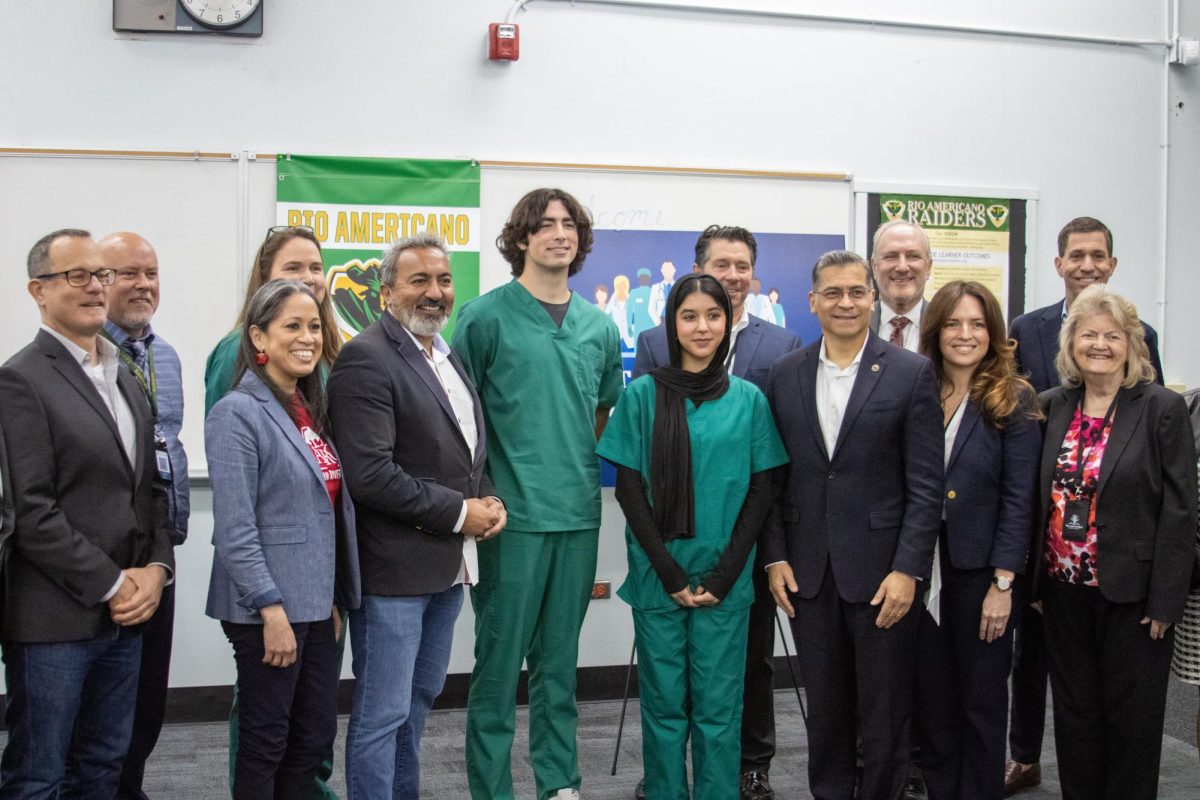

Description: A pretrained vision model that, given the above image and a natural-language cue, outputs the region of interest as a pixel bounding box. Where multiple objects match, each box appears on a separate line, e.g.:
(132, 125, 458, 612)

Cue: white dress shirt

(879, 302, 924, 353)
(405, 327, 482, 585)
(926, 396, 968, 624)
(815, 336, 868, 458)
(725, 309, 752, 374)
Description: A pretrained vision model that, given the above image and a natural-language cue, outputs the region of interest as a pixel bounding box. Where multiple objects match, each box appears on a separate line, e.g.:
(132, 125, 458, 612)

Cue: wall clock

(112, 0, 264, 37)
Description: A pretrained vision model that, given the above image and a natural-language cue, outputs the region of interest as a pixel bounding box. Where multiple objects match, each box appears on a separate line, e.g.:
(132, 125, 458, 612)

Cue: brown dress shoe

(1003, 760, 1041, 796)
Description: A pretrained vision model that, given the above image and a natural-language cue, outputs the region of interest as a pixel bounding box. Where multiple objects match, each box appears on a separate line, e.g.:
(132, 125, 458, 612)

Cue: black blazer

(633, 312, 802, 391)
(0, 330, 172, 643)
(1030, 382, 1197, 621)
(0, 425, 14, 556)
(762, 333, 944, 602)
(1009, 300, 1165, 393)
(327, 312, 496, 596)
(943, 398, 1042, 574)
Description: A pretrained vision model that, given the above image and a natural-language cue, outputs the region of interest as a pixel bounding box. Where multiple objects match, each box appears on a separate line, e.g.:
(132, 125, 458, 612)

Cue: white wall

(2, 1, 1198, 687)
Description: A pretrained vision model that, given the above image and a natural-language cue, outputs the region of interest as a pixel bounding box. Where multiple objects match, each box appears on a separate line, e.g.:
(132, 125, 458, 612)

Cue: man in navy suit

(764, 249, 943, 800)
(633, 224, 802, 800)
(1003, 216, 1165, 795)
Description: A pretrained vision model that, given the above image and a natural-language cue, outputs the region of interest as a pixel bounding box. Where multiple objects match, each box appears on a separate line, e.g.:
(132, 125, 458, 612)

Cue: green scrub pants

(633, 603, 749, 800)
(466, 528, 599, 800)
(226, 608, 348, 800)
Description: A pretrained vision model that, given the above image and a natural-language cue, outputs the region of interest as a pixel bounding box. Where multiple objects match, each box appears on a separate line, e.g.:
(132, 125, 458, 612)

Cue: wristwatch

(991, 575, 1014, 592)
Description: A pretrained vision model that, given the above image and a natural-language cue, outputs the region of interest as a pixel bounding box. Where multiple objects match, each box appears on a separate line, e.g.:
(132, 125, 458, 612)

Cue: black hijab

(649, 274, 734, 541)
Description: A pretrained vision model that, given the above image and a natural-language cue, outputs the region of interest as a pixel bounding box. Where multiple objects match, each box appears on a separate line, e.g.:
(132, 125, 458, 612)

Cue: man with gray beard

(327, 235, 506, 799)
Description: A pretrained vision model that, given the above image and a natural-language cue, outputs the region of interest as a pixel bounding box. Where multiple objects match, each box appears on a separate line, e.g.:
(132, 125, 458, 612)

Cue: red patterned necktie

(888, 316, 910, 347)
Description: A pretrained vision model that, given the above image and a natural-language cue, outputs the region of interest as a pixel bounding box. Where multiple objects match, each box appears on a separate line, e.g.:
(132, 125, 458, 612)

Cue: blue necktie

(124, 338, 148, 373)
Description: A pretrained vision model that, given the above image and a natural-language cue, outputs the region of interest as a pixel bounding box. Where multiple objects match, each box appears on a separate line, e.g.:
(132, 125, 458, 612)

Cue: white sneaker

(554, 789, 580, 800)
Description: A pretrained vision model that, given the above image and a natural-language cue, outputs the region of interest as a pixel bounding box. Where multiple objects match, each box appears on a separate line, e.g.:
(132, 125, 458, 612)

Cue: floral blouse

(1043, 408, 1113, 586)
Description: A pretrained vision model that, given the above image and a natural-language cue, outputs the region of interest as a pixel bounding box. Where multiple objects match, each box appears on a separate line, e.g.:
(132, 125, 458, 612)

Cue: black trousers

(1007, 599, 1048, 764)
(740, 564, 776, 772)
(790, 565, 918, 800)
(1041, 580, 1174, 800)
(914, 565, 1013, 800)
(116, 582, 175, 800)
(222, 618, 338, 800)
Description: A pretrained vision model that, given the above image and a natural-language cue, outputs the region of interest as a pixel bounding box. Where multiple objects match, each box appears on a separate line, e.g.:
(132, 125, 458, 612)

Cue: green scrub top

(204, 330, 240, 417)
(596, 375, 788, 612)
(452, 280, 623, 533)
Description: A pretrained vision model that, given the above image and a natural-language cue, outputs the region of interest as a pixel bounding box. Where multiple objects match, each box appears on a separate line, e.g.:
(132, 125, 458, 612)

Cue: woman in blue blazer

(914, 281, 1042, 800)
(206, 279, 361, 800)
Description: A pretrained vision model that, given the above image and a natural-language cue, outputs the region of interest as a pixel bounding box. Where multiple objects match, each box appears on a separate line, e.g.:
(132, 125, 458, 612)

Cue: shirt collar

(731, 308, 751, 334)
(879, 301, 922, 329)
(103, 320, 156, 347)
(401, 324, 451, 363)
(40, 324, 119, 367)
(818, 335, 868, 371)
(1060, 300, 1069, 321)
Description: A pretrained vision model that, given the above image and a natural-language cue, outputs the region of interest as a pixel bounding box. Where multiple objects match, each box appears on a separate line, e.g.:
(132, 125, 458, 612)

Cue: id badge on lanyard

(1062, 394, 1117, 542)
(154, 423, 173, 486)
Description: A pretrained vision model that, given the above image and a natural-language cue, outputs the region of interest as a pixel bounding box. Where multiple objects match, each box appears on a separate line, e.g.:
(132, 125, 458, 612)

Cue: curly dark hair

(496, 188, 593, 277)
(919, 280, 1040, 428)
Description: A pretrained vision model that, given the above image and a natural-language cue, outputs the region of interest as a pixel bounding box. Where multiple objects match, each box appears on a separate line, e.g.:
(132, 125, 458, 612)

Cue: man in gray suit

(0, 228, 173, 798)
(328, 234, 506, 799)
(869, 220, 932, 353)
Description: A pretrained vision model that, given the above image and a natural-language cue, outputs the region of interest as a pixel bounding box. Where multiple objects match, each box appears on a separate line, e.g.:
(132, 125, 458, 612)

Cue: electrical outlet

(591, 581, 611, 600)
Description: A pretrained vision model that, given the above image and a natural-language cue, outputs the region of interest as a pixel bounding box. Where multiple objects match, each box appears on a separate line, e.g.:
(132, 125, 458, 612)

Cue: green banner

(276, 155, 480, 339)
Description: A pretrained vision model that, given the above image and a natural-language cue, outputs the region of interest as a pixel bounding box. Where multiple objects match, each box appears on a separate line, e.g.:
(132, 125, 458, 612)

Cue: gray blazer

(0, 330, 173, 642)
(205, 372, 361, 624)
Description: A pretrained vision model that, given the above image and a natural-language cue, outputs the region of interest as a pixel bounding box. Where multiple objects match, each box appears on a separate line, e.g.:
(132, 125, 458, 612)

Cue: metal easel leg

(775, 609, 807, 725)
(611, 639, 637, 775)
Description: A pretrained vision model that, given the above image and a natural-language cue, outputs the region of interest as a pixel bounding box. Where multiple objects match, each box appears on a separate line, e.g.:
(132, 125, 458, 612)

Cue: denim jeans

(345, 587, 464, 800)
(223, 618, 339, 800)
(0, 626, 143, 800)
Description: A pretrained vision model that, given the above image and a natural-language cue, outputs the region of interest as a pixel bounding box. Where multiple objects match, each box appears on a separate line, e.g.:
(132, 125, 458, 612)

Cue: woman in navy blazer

(914, 281, 1042, 800)
(206, 279, 361, 800)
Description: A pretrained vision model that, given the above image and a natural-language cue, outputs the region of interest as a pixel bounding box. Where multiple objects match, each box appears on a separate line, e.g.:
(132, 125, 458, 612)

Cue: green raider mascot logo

(327, 258, 384, 339)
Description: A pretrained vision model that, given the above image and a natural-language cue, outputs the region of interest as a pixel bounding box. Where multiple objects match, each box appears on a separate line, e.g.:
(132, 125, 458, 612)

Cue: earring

(255, 351, 269, 366)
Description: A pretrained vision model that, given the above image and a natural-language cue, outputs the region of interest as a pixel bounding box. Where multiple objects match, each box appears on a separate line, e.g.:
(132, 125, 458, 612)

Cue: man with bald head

(869, 221, 933, 353)
(98, 232, 191, 800)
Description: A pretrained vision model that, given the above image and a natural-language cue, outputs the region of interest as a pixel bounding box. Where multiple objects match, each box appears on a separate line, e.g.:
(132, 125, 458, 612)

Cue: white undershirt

(879, 302, 924, 353)
(725, 309, 751, 374)
(404, 327, 481, 586)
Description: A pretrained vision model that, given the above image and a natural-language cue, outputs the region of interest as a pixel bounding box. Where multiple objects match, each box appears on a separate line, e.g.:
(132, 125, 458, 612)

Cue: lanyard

(1071, 391, 1118, 494)
(101, 330, 158, 416)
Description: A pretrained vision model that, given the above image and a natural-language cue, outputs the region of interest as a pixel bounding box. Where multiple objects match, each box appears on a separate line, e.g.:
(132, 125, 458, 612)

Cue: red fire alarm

(488, 23, 520, 61)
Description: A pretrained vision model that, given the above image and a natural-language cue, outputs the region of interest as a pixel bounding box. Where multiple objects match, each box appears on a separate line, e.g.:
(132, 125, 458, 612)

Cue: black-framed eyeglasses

(267, 225, 315, 238)
(36, 267, 117, 287)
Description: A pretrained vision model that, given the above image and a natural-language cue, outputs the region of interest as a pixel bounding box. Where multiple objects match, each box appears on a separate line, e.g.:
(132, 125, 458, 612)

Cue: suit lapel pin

(871, 364, 880, 372)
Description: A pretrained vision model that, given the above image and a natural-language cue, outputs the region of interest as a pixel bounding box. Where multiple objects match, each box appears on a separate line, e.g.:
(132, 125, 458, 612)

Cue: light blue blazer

(205, 372, 361, 624)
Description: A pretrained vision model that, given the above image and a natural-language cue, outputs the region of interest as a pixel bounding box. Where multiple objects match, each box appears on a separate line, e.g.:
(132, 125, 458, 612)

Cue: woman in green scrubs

(597, 274, 788, 800)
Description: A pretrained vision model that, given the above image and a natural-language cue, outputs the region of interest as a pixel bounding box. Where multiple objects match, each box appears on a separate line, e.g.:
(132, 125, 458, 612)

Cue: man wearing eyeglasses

(97, 232, 190, 800)
(763, 250, 942, 800)
(0, 228, 174, 798)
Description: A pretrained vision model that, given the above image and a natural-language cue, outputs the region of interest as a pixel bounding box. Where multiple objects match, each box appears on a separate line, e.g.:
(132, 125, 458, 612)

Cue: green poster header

(881, 194, 1010, 232)
(277, 154, 480, 207)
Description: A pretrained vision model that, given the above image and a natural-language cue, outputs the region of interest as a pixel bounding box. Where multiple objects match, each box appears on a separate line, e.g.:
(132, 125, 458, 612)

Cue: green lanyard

(101, 330, 158, 416)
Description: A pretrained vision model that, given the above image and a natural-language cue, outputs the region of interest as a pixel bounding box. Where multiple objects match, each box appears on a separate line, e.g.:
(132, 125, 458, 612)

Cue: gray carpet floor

(101, 682, 1200, 798)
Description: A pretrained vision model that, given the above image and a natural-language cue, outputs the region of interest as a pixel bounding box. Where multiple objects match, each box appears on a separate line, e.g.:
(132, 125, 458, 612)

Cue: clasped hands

(463, 496, 506, 541)
(669, 584, 719, 608)
(107, 564, 168, 626)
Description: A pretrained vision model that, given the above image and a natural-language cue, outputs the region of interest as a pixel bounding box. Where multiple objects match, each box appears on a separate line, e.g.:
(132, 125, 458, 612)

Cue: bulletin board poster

(276, 155, 481, 340)
(879, 193, 1012, 313)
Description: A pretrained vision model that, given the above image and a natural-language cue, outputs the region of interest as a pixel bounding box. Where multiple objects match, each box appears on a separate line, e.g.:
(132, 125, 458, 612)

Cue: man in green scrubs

(453, 188, 623, 800)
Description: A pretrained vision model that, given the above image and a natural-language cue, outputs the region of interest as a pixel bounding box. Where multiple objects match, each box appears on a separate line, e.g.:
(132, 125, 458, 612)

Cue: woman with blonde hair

(1031, 284, 1196, 800)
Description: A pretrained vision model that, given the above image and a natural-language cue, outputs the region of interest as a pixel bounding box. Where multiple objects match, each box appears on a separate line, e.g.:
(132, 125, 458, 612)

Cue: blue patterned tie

(124, 338, 148, 372)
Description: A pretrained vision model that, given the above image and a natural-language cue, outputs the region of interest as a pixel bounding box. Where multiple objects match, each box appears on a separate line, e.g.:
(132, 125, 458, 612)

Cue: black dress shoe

(902, 774, 928, 800)
(634, 778, 645, 800)
(741, 770, 774, 800)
